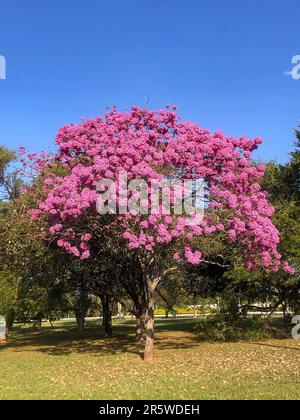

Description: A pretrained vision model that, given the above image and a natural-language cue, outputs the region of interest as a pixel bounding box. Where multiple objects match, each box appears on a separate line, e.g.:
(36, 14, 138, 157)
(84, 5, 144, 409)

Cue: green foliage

(0, 146, 15, 177)
(0, 146, 22, 202)
(195, 314, 288, 342)
(0, 269, 18, 327)
(156, 270, 188, 314)
(196, 314, 237, 342)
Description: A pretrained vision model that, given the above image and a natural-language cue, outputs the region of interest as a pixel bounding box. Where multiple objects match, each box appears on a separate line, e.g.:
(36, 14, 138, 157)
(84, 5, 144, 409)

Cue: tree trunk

(165, 309, 169, 318)
(135, 315, 145, 344)
(144, 282, 155, 363)
(118, 302, 124, 319)
(33, 318, 42, 331)
(74, 286, 90, 335)
(282, 301, 289, 326)
(5, 310, 15, 331)
(101, 295, 113, 338)
(76, 314, 85, 334)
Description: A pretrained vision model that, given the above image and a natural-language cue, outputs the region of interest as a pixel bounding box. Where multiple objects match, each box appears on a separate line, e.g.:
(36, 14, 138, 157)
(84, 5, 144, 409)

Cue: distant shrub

(195, 314, 287, 342)
(196, 314, 237, 342)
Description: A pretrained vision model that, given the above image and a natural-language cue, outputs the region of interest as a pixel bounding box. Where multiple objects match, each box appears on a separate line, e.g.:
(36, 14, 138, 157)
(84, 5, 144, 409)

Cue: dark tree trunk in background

(102, 310, 105, 328)
(100, 294, 113, 338)
(282, 300, 289, 326)
(75, 313, 85, 334)
(33, 318, 42, 331)
(5, 310, 15, 331)
(226, 296, 240, 323)
(74, 289, 89, 335)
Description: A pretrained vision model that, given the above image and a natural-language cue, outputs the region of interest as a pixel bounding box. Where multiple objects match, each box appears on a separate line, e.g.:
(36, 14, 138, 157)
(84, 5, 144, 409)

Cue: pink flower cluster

(26, 106, 292, 273)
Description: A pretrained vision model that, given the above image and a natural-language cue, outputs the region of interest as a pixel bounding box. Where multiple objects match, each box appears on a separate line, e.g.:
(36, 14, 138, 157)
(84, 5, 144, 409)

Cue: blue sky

(0, 0, 299, 163)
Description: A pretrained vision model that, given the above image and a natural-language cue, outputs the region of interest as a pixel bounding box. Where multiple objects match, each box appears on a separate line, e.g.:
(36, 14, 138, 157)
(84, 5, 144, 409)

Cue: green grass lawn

(0, 318, 300, 400)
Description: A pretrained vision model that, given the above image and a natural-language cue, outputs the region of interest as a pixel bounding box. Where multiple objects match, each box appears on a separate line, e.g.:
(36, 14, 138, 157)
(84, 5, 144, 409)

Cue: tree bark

(135, 315, 145, 344)
(75, 314, 85, 334)
(101, 308, 105, 327)
(5, 310, 15, 331)
(144, 282, 155, 362)
(74, 286, 90, 335)
(101, 294, 113, 338)
(33, 318, 42, 331)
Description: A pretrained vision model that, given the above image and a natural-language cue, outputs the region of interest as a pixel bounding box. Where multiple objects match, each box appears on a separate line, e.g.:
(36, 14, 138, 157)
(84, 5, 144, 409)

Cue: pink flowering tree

(27, 106, 293, 361)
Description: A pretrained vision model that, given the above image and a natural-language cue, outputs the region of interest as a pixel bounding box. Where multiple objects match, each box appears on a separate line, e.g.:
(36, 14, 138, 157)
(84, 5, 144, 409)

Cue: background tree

(0, 145, 22, 201)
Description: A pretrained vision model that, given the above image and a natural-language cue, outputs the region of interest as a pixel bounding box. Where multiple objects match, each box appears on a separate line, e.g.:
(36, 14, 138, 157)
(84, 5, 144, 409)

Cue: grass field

(0, 318, 300, 400)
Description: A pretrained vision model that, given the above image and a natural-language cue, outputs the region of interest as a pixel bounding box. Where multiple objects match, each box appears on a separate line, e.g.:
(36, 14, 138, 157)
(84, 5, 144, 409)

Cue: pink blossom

(283, 262, 295, 275)
(81, 250, 91, 260)
(26, 105, 289, 273)
(82, 233, 92, 242)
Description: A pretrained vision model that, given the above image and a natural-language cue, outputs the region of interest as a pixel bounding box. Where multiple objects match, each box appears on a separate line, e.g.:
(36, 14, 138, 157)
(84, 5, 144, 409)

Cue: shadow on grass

(3, 318, 294, 359)
(0, 318, 200, 359)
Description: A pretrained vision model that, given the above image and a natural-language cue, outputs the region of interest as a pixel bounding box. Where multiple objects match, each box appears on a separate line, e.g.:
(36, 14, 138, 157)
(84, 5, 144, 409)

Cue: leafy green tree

(0, 188, 68, 329)
(0, 268, 19, 329)
(0, 146, 22, 201)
